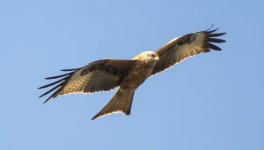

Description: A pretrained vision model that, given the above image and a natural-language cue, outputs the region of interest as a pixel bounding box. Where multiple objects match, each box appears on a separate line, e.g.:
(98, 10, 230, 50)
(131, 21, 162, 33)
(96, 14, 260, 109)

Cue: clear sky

(1, 0, 264, 150)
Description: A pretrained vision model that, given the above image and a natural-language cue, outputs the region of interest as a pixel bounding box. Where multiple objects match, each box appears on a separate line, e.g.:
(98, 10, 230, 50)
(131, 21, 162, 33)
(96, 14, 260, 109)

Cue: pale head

(132, 51, 159, 63)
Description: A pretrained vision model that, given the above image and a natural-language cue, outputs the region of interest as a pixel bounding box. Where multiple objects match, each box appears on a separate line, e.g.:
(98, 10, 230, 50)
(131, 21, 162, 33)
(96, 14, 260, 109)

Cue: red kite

(39, 28, 226, 120)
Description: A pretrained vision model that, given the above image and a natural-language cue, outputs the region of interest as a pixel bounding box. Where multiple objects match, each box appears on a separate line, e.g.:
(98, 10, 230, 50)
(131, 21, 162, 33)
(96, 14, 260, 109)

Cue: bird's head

(132, 51, 159, 64)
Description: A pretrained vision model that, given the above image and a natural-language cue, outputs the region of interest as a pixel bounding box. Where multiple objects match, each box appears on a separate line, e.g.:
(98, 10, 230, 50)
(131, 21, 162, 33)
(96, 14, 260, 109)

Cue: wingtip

(91, 116, 97, 120)
(207, 43, 222, 51)
(205, 25, 226, 34)
(60, 68, 79, 72)
(42, 96, 53, 104)
(208, 38, 226, 43)
(43, 100, 49, 104)
(38, 94, 50, 104)
(38, 93, 45, 98)
(205, 24, 220, 33)
(206, 24, 215, 31)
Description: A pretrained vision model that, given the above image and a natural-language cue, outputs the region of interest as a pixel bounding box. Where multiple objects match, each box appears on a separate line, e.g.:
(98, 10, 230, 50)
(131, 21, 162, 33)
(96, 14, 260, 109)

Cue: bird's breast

(120, 61, 155, 90)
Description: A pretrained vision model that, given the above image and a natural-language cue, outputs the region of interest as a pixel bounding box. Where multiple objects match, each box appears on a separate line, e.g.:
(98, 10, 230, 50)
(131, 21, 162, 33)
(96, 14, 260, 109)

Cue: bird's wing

(39, 59, 136, 103)
(151, 28, 226, 75)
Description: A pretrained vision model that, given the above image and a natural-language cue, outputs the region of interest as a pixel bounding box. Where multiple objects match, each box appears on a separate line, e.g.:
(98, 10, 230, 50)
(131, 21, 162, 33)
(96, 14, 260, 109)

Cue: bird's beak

(154, 55, 159, 60)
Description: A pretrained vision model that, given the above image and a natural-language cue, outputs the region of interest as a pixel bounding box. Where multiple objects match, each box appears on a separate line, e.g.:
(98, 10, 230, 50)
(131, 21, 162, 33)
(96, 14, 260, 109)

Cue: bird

(39, 27, 226, 120)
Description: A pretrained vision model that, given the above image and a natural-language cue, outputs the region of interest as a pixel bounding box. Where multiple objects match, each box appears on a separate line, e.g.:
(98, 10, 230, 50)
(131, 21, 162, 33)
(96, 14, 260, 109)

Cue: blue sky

(1, 0, 264, 150)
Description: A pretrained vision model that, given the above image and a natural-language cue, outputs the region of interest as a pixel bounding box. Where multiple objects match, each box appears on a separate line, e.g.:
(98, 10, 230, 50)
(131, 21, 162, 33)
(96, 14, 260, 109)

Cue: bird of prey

(39, 28, 226, 120)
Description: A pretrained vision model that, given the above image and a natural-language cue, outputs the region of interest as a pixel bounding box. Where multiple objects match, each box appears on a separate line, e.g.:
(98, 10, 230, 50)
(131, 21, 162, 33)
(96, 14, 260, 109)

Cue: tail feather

(92, 89, 135, 120)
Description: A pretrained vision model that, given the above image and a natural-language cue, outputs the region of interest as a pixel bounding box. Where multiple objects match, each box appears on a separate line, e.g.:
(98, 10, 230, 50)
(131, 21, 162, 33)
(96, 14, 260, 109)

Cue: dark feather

(42, 86, 64, 104)
(207, 28, 219, 33)
(45, 73, 72, 80)
(39, 83, 62, 99)
(209, 32, 226, 37)
(207, 38, 226, 43)
(207, 43, 222, 51)
(38, 77, 67, 89)
(61, 68, 80, 71)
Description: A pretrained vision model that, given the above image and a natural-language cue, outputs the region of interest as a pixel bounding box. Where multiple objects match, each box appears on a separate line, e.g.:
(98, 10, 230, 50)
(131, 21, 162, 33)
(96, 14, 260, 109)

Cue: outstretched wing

(151, 28, 226, 75)
(39, 59, 136, 103)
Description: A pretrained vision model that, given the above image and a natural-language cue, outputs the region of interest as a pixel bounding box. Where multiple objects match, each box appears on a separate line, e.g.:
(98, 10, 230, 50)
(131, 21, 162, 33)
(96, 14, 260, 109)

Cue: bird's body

(39, 28, 226, 120)
(124, 51, 159, 89)
(91, 51, 159, 119)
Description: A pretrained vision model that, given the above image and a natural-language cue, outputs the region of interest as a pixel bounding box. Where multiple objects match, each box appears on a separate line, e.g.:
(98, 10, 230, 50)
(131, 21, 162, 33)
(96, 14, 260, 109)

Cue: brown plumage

(39, 28, 226, 120)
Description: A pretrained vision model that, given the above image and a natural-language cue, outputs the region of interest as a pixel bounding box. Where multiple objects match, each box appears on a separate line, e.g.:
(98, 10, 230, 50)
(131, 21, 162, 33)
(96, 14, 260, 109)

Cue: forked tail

(92, 89, 135, 120)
